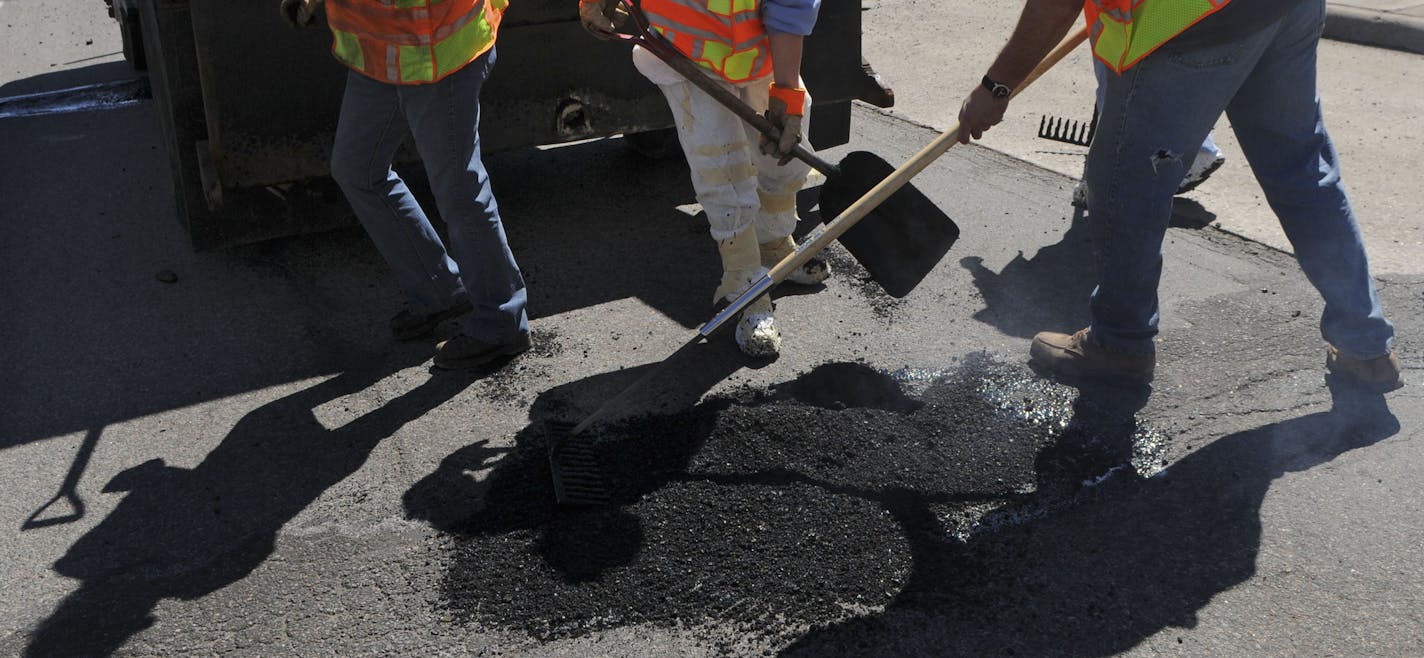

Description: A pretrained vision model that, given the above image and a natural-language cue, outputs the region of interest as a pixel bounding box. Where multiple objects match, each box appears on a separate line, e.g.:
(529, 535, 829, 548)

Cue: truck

(103, 0, 894, 250)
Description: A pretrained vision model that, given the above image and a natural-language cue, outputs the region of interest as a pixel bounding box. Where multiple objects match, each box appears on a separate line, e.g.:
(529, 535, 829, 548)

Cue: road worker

(959, 0, 1401, 391)
(581, 0, 831, 358)
(281, 0, 532, 370)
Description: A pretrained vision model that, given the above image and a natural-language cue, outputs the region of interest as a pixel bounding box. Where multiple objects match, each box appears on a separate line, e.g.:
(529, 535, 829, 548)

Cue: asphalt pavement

(2, 3, 1421, 656)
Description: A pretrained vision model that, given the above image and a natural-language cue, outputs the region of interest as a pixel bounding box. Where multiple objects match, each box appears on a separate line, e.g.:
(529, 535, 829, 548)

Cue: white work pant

(633, 46, 813, 242)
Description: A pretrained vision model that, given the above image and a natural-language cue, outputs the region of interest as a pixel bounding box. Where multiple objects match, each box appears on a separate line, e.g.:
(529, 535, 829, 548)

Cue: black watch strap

(981, 75, 1013, 99)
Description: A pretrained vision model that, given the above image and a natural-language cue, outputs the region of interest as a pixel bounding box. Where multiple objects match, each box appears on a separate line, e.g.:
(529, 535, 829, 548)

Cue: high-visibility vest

(1085, 0, 1231, 73)
(641, 0, 774, 83)
(325, 0, 508, 85)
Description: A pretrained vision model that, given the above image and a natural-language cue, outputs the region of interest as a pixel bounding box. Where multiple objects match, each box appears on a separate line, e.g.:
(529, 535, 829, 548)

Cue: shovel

(549, 14, 1092, 505)
(607, 0, 960, 299)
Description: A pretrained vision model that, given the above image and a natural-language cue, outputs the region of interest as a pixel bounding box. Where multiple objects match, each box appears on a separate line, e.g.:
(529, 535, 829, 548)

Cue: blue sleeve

(761, 0, 820, 36)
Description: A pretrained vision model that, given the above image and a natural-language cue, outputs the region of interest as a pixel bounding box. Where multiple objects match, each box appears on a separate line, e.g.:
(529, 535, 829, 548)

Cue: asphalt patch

(407, 354, 1168, 647)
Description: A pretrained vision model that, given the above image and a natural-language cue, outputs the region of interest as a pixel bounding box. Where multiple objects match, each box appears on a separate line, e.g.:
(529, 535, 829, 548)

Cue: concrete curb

(1324, 6, 1424, 54)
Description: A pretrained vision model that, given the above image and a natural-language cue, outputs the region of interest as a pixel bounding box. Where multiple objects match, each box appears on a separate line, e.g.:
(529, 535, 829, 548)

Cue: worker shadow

(962, 198, 1221, 340)
(960, 204, 1098, 339)
(478, 139, 836, 329)
(480, 139, 716, 329)
(23, 358, 482, 658)
(778, 376, 1400, 656)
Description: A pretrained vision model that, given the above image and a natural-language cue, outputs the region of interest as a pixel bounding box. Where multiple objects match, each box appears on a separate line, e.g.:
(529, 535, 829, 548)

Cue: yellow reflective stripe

(434, 11, 495, 77)
(721, 48, 758, 81)
(694, 40, 763, 81)
(332, 28, 366, 71)
(398, 44, 435, 82)
(700, 40, 731, 68)
(393, 0, 427, 8)
(1092, 0, 1227, 72)
(1125, 0, 1218, 61)
(706, 0, 756, 15)
(1092, 13, 1130, 71)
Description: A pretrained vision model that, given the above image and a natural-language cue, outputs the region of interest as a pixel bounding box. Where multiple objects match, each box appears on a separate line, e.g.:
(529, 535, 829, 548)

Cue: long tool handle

(702, 25, 1091, 336)
(567, 335, 704, 435)
(619, 2, 839, 175)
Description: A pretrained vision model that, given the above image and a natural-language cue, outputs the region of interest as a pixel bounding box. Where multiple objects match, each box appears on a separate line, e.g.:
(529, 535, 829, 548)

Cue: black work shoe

(1326, 345, 1403, 393)
(433, 332, 533, 370)
(1029, 327, 1155, 385)
(390, 299, 473, 341)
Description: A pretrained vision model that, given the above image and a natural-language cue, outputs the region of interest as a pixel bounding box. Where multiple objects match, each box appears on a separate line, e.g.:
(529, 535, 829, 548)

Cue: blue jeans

(1084, 0, 1394, 359)
(332, 47, 528, 343)
(1094, 60, 1220, 162)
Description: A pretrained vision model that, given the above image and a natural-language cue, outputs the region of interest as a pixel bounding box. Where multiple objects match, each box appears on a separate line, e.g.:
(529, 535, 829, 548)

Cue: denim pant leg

(400, 48, 529, 342)
(1086, 36, 1269, 353)
(332, 70, 466, 315)
(1092, 60, 1220, 171)
(1222, 0, 1394, 359)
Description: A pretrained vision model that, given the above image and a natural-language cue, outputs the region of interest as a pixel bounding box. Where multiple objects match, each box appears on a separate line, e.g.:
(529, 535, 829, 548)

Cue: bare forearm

(768, 33, 804, 88)
(986, 0, 1081, 88)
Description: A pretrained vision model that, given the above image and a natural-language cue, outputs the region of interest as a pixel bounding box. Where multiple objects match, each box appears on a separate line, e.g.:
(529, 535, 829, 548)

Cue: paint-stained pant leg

(646, 76, 762, 241)
(740, 79, 813, 243)
(1222, 0, 1394, 359)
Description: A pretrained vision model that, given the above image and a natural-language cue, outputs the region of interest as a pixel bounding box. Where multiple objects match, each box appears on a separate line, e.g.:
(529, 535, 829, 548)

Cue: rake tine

(1036, 112, 1097, 147)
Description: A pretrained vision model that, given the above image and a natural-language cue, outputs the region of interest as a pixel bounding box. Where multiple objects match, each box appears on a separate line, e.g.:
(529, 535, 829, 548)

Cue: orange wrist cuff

(768, 84, 806, 116)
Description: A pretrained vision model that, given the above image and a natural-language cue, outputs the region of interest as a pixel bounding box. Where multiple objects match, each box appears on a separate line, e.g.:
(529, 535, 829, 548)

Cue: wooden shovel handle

(763, 24, 1091, 287)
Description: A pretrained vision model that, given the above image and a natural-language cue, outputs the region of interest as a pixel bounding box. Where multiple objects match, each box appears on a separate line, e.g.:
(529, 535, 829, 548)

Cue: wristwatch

(981, 75, 1013, 99)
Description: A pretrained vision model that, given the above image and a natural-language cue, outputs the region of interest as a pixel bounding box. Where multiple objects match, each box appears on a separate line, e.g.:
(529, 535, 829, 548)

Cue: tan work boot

(1029, 327, 1155, 385)
(1326, 345, 1403, 393)
(715, 228, 781, 358)
(760, 235, 831, 286)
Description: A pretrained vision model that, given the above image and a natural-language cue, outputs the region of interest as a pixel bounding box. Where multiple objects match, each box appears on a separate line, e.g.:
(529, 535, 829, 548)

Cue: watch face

(982, 75, 1012, 99)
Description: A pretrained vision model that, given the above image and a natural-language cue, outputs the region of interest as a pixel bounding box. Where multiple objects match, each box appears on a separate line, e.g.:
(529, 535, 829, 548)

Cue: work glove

(280, 0, 321, 27)
(579, 0, 628, 40)
(760, 83, 805, 166)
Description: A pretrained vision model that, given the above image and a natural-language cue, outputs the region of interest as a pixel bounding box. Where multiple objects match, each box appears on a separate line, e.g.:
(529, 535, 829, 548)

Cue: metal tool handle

(702, 25, 1092, 336)
(613, 0, 840, 176)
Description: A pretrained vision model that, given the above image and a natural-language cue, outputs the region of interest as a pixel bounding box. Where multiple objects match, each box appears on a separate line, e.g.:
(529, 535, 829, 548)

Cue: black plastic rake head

(1037, 107, 1098, 147)
(546, 420, 612, 506)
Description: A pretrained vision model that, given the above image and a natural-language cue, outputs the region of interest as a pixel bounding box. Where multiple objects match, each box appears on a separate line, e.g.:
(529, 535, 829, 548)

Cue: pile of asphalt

(408, 356, 1163, 648)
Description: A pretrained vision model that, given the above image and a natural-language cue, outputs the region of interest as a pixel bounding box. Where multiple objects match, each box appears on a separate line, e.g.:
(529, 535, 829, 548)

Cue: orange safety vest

(1085, 0, 1231, 73)
(641, 0, 775, 83)
(325, 0, 508, 85)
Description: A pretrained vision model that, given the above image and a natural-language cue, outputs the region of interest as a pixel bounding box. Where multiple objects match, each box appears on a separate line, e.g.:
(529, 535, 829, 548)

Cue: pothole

(412, 354, 1169, 645)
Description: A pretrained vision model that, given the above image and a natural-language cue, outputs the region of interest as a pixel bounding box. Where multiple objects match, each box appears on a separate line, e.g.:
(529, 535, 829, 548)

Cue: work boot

(760, 235, 831, 286)
(716, 228, 781, 358)
(1326, 345, 1403, 393)
(390, 299, 474, 341)
(1029, 327, 1155, 385)
(433, 332, 533, 371)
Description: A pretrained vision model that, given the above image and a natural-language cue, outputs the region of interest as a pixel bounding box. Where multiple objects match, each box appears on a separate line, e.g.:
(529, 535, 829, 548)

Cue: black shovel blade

(819, 151, 960, 298)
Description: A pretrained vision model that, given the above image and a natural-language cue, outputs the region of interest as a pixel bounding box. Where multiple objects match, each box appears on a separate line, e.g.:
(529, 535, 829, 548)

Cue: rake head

(546, 420, 612, 506)
(1037, 108, 1097, 147)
